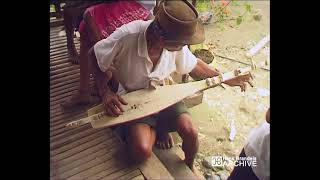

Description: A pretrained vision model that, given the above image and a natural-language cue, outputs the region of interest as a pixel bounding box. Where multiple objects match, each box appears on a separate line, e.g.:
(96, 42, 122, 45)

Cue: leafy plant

(197, 0, 253, 29)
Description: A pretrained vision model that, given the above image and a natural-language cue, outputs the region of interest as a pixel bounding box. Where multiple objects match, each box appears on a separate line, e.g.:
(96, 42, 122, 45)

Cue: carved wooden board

(68, 80, 208, 129)
(67, 62, 261, 129)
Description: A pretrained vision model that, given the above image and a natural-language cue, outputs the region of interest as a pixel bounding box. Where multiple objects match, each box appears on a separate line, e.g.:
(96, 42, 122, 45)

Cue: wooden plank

(50, 38, 78, 46)
(50, 106, 94, 125)
(50, 121, 96, 144)
(50, 76, 93, 93)
(138, 152, 174, 180)
(50, 35, 66, 43)
(51, 135, 117, 162)
(50, 26, 64, 33)
(131, 174, 145, 180)
(50, 49, 68, 57)
(50, 94, 99, 112)
(52, 146, 121, 177)
(50, 72, 79, 84)
(50, 27, 64, 32)
(153, 146, 198, 180)
(50, 58, 70, 66)
(50, 129, 109, 156)
(53, 147, 122, 180)
(50, 37, 69, 44)
(100, 166, 137, 180)
(50, 88, 78, 102)
(50, 41, 79, 49)
(50, 102, 86, 115)
(50, 111, 84, 124)
(49, 36, 67, 43)
(50, 96, 96, 112)
(50, 123, 90, 140)
(117, 169, 142, 180)
(50, 40, 77, 48)
(50, 108, 86, 123)
(84, 153, 132, 180)
(64, 147, 131, 180)
(50, 62, 80, 74)
(50, 82, 95, 99)
(50, 39, 67, 46)
(50, 20, 64, 27)
(49, 92, 97, 111)
(50, 42, 68, 50)
(50, 62, 74, 72)
(50, 51, 68, 59)
(50, 140, 119, 168)
(49, 32, 64, 37)
(50, 55, 70, 64)
(50, 77, 80, 91)
(50, 63, 75, 73)
(50, 128, 109, 151)
(49, 57, 76, 66)
(50, 80, 79, 94)
(49, 45, 67, 52)
(50, 104, 85, 118)
(50, 68, 80, 80)
(50, 84, 78, 99)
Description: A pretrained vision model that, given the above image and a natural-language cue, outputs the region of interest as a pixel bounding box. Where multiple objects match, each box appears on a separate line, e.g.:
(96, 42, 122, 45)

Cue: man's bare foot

(155, 132, 174, 149)
(61, 91, 90, 108)
(184, 160, 195, 172)
(189, 164, 205, 180)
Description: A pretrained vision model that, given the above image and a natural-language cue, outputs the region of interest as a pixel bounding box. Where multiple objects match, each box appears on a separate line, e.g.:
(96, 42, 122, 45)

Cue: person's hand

(224, 72, 254, 92)
(102, 90, 128, 117)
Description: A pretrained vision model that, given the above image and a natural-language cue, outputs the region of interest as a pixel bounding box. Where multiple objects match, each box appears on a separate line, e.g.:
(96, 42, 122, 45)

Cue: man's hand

(224, 72, 254, 92)
(102, 89, 128, 117)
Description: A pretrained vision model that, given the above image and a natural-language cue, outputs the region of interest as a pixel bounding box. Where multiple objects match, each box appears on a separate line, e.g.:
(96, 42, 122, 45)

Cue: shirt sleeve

(93, 29, 124, 72)
(175, 45, 198, 75)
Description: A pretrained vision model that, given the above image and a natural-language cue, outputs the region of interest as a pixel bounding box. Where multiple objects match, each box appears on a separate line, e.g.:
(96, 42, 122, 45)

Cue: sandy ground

(175, 1, 270, 179)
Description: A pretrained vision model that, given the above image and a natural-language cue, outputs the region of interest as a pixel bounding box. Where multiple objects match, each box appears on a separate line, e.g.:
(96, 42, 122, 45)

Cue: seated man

(88, 0, 253, 171)
(228, 108, 270, 180)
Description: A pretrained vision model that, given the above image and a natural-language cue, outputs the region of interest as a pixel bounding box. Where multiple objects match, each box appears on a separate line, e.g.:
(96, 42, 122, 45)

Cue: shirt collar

(137, 21, 152, 59)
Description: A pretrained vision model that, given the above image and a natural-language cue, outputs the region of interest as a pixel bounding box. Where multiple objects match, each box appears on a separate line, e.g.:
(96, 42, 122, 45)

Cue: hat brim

(166, 19, 205, 45)
(185, 19, 205, 45)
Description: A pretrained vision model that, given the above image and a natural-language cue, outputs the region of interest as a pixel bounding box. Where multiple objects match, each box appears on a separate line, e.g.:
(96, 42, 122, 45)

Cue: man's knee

(131, 141, 152, 162)
(176, 113, 198, 141)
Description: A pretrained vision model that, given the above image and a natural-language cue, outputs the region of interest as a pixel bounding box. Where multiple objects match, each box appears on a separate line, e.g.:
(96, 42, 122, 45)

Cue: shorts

(114, 102, 190, 141)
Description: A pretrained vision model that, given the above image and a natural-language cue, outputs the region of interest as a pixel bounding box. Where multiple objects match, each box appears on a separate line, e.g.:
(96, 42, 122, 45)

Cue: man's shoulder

(103, 20, 151, 44)
(119, 20, 152, 35)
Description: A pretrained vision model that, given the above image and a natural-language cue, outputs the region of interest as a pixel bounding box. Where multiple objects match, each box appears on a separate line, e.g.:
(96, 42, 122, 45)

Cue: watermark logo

(211, 156, 257, 167)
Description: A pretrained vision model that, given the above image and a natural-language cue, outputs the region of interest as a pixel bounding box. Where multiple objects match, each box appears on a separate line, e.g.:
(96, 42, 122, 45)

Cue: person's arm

(84, 11, 104, 44)
(189, 58, 220, 79)
(88, 47, 128, 117)
(190, 59, 253, 92)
